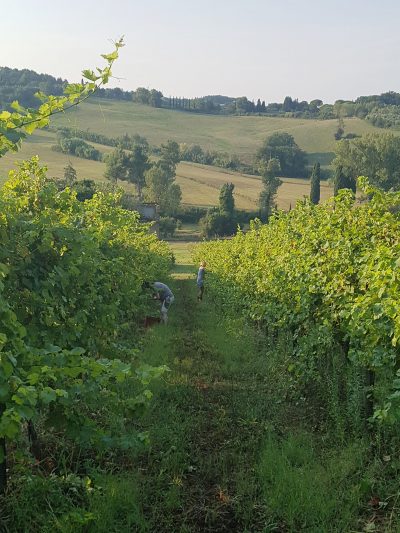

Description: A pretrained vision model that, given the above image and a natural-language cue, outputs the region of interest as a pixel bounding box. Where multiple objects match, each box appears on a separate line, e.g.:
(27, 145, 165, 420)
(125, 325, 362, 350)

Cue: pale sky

(2, 0, 400, 104)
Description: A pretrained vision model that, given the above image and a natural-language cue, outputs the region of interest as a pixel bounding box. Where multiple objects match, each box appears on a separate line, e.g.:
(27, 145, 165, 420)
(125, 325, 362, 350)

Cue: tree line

(51, 125, 400, 245)
(52, 126, 253, 173)
(3, 67, 400, 126)
(201, 129, 400, 237)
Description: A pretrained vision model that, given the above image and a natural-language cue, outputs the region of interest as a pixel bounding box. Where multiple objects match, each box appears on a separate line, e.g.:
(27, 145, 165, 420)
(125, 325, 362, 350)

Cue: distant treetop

(2, 66, 400, 126)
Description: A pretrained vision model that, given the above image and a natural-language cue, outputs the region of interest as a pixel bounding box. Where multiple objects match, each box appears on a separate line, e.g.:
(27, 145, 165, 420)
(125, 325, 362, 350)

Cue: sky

(2, 0, 400, 104)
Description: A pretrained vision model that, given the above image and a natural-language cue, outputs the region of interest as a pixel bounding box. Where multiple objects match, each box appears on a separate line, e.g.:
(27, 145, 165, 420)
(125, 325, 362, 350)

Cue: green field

(176, 162, 333, 210)
(0, 129, 333, 210)
(6, 97, 389, 209)
(47, 98, 390, 163)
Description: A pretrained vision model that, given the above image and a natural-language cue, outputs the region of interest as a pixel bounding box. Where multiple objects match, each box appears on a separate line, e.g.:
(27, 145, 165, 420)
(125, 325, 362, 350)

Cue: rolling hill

(46, 98, 389, 165)
(0, 128, 333, 210)
(3, 95, 394, 209)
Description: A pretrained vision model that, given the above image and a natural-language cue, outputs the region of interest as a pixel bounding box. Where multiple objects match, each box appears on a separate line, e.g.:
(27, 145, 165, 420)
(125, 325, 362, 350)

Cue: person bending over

(143, 281, 174, 324)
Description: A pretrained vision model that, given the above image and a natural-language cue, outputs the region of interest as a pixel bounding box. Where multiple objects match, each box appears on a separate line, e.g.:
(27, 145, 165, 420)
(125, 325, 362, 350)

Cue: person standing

(197, 261, 206, 301)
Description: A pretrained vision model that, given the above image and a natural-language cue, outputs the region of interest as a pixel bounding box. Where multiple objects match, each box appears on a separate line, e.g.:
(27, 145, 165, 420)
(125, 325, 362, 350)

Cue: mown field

(0, 129, 333, 210)
(46, 98, 390, 164)
(175, 163, 333, 210)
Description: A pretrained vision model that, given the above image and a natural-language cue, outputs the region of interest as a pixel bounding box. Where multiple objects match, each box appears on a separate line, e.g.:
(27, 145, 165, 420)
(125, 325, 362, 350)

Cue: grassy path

(98, 247, 369, 532)
(3, 245, 390, 531)
(134, 278, 273, 532)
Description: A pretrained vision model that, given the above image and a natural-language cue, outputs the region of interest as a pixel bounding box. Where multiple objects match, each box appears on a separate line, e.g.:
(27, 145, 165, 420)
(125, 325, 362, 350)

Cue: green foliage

(1, 472, 98, 532)
(0, 38, 124, 158)
(179, 142, 247, 172)
(333, 133, 400, 191)
(258, 157, 282, 220)
(309, 162, 321, 204)
(334, 116, 345, 140)
(128, 144, 151, 198)
(143, 151, 182, 216)
(104, 143, 150, 198)
(160, 140, 180, 167)
(0, 157, 171, 483)
(219, 182, 235, 216)
(367, 105, 400, 128)
(104, 146, 126, 183)
(195, 181, 400, 424)
(133, 87, 163, 107)
(159, 216, 179, 238)
(333, 164, 356, 196)
(73, 179, 97, 201)
(259, 432, 366, 531)
(54, 135, 102, 161)
(53, 127, 149, 151)
(63, 163, 77, 187)
(199, 210, 237, 238)
(256, 132, 307, 177)
(200, 182, 238, 237)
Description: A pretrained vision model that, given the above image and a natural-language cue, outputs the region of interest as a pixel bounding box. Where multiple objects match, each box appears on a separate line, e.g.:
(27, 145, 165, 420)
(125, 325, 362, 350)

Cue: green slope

(50, 97, 391, 163)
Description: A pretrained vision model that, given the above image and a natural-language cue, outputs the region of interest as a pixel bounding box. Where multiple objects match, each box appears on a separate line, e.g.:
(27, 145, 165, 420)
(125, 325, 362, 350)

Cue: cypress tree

(219, 183, 235, 216)
(258, 158, 282, 222)
(310, 162, 321, 204)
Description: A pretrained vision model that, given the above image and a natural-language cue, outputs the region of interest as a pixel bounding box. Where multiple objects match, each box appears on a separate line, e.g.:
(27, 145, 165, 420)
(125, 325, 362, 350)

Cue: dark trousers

(197, 285, 204, 300)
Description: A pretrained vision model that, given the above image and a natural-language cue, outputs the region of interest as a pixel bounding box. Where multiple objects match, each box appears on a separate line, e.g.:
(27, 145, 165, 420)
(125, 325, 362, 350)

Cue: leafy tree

(127, 144, 150, 199)
(319, 104, 335, 119)
(333, 133, 400, 191)
(334, 117, 345, 140)
(105, 144, 150, 198)
(235, 97, 252, 114)
(310, 99, 323, 109)
(73, 179, 97, 201)
(219, 182, 235, 216)
(159, 216, 179, 238)
(282, 96, 294, 112)
(333, 164, 356, 196)
(134, 87, 151, 105)
(143, 140, 182, 213)
(256, 132, 306, 177)
(310, 162, 321, 204)
(116, 133, 132, 149)
(149, 89, 163, 108)
(55, 136, 101, 160)
(160, 140, 180, 167)
(143, 161, 181, 216)
(63, 163, 77, 187)
(258, 158, 282, 221)
(180, 143, 206, 163)
(199, 210, 237, 238)
(200, 182, 237, 237)
(104, 147, 126, 184)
